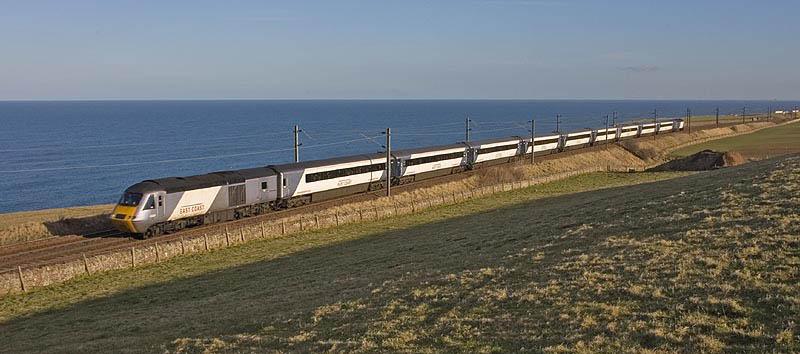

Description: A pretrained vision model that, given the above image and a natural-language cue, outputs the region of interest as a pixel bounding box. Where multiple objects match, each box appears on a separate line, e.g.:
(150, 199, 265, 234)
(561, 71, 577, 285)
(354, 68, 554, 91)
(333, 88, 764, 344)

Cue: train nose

(110, 205, 138, 233)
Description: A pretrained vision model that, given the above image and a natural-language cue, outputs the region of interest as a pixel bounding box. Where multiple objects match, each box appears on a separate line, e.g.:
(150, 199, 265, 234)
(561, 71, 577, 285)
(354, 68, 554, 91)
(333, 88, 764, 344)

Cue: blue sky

(1, 0, 798, 100)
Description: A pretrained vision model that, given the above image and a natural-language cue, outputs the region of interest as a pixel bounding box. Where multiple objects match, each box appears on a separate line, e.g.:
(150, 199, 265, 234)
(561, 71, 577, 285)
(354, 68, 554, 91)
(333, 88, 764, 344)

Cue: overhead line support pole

(530, 119, 535, 165)
(556, 114, 561, 133)
(293, 124, 301, 163)
(465, 117, 471, 142)
(385, 128, 391, 197)
(742, 107, 746, 124)
(687, 108, 692, 133)
(653, 109, 657, 140)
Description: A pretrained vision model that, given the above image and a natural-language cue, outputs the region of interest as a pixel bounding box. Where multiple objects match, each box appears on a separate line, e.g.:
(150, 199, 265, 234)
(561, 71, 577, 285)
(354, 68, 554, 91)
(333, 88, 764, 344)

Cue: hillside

(1, 155, 798, 352)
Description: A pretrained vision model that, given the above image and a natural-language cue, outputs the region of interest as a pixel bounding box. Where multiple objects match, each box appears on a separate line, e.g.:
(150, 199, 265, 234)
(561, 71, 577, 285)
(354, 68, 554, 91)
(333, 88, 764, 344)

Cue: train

(111, 119, 685, 238)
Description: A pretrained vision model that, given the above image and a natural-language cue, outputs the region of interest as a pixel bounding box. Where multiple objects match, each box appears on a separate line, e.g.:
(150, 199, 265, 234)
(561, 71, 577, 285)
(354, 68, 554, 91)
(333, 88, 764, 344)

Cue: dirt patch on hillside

(647, 150, 746, 172)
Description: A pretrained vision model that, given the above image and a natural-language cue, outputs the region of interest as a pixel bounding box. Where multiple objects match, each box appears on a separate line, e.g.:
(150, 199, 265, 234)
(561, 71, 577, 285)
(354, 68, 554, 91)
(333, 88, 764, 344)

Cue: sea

(0, 99, 794, 213)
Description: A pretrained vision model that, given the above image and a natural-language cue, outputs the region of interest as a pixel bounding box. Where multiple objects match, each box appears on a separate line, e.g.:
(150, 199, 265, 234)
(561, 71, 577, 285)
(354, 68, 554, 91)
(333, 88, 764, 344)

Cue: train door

(156, 192, 166, 218)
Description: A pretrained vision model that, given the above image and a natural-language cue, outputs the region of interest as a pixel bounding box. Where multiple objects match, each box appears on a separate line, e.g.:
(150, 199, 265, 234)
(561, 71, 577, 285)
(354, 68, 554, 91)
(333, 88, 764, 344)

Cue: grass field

(2, 155, 800, 352)
(672, 120, 800, 159)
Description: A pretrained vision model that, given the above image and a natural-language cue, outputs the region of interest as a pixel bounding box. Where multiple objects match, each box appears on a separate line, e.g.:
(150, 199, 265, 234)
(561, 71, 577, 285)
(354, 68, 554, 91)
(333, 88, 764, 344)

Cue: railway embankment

(0, 118, 796, 294)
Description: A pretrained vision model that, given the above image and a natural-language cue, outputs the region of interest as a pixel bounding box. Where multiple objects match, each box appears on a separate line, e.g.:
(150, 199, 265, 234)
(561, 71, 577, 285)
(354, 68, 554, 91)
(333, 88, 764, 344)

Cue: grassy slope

(672, 120, 800, 159)
(1, 156, 799, 352)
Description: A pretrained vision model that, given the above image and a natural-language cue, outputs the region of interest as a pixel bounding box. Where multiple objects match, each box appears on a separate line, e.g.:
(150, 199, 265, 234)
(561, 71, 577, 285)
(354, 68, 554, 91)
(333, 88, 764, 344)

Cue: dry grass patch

(0, 204, 114, 246)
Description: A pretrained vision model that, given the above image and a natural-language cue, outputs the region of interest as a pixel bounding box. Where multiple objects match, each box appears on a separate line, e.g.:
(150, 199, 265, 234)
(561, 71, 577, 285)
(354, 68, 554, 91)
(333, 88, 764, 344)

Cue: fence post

(131, 247, 136, 267)
(204, 234, 209, 251)
(335, 212, 340, 226)
(83, 253, 90, 275)
(240, 227, 245, 242)
(260, 221, 266, 238)
(180, 236, 186, 254)
(452, 191, 456, 202)
(155, 242, 160, 263)
(315, 214, 320, 228)
(282, 220, 286, 235)
(225, 228, 231, 246)
(17, 266, 26, 292)
(359, 210, 364, 221)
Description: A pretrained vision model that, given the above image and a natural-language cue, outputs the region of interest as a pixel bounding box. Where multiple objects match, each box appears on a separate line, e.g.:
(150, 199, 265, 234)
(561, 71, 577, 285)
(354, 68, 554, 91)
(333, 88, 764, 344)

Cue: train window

(405, 151, 463, 167)
(283, 178, 287, 187)
(479, 143, 519, 155)
(143, 195, 156, 210)
(533, 137, 560, 145)
(305, 163, 385, 183)
(158, 195, 163, 207)
(118, 192, 142, 206)
(261, 181, 267, 190)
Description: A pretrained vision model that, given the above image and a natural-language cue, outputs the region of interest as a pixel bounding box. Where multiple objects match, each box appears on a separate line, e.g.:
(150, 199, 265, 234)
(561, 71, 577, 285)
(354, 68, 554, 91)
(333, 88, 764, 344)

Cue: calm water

(0, 99, 793, 213)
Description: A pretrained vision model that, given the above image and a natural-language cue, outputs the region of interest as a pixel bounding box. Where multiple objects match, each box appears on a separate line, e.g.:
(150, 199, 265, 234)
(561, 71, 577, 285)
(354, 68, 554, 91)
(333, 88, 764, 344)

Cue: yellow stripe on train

(110, 205, 138, 233)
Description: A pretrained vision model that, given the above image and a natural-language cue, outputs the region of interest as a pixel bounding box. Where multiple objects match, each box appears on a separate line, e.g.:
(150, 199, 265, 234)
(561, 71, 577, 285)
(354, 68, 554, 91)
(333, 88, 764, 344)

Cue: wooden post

(411, 197, 416, 212)
(240, 227, 245, 242)
(374, 206, 378, 219)
(131, 247, 136, 267)
(180, 236, 185, 255)
(300, 217, 304, 231)
(281, 220, 286, 235)
(204, 234, 209, 251)
(359, 210, 364, 221)
(155, 242, 160, 263)
(315, 214, 319, 228)
(17, 266, 26, 292)
(83, 253, 90, 274)
(260, 221, 266, 238)
(452, 191, 456, 202)
(225, 228, 230, 246)
(335, 212, 340, 226)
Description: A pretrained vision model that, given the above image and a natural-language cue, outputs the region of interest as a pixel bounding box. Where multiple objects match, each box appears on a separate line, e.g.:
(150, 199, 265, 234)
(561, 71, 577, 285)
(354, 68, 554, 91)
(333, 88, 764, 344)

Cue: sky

(1, 0, 799, 100)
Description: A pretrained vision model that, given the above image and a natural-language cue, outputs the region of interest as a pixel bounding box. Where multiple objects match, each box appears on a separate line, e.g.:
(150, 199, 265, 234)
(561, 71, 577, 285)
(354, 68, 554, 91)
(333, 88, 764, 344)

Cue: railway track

(0, 119, 781, 274)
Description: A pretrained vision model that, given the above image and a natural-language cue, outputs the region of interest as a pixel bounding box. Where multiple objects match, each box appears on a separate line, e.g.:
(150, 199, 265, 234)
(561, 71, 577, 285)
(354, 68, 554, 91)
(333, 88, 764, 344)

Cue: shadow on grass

(42, 213, 113, 237)
(2, 158, 796, 353)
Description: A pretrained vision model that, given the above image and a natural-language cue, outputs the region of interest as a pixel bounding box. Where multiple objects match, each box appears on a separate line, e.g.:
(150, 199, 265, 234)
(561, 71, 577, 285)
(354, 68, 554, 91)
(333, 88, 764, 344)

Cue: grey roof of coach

(464, 136, 524, 148)
(270, 153, 387, 172)
(126, 167, 275, 194)
(392, 143, 468, 157)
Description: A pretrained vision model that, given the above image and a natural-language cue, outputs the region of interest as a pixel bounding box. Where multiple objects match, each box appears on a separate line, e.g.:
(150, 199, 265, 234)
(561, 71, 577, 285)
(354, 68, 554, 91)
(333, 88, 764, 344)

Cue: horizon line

(0, 97, 796, 103)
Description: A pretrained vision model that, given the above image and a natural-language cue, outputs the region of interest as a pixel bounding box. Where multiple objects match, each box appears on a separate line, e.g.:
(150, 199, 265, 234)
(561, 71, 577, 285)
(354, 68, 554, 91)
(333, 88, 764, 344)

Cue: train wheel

(143, 229, 154, 239)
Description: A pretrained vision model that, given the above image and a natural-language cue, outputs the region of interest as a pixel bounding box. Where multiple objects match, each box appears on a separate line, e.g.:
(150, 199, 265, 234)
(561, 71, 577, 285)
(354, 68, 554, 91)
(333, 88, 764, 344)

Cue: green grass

(1, 159, 799, 353)
(672, 120, 800, 159)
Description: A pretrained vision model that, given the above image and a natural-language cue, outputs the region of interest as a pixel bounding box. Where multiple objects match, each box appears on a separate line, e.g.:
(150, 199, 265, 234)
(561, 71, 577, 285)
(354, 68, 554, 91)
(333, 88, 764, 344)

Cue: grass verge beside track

(2, 154, 800, 352)
(671, 119, 800, 159)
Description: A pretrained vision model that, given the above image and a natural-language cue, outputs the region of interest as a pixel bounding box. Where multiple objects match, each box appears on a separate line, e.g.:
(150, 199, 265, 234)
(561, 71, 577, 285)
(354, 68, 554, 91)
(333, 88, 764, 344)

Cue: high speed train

(111, 119, 684, 238)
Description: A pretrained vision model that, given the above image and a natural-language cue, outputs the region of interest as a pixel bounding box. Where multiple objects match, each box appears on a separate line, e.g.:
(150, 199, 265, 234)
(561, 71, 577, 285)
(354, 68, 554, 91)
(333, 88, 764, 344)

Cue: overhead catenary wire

(0, 136, 382, 173)
(0, 130, 295, 154)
